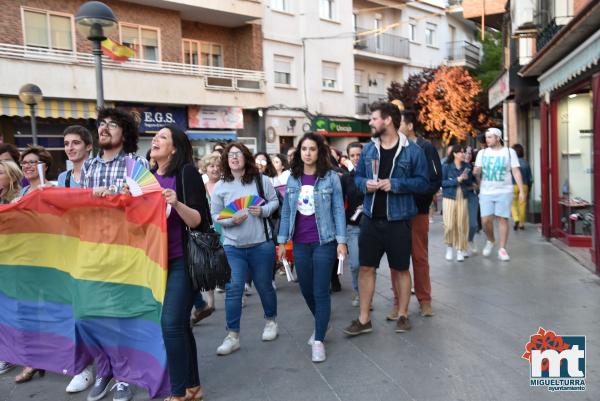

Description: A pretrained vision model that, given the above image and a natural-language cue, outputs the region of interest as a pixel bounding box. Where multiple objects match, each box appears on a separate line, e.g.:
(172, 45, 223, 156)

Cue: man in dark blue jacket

(343, 102, 429, 336)
(387, 110, 442, 319)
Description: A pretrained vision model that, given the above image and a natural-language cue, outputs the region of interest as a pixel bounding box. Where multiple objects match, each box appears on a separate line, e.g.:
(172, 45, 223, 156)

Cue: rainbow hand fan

(217, 195, 265, 220)
(125, 157, 162, 196)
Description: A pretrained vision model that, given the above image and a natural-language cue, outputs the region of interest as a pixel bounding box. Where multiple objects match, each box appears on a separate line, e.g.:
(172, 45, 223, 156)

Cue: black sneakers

(343, 319, 373, 336)
(395, 316, 412, 333)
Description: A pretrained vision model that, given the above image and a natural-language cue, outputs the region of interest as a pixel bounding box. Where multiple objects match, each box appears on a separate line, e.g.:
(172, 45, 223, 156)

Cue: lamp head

(75, 1, 118, 41)
(18, 83, 43, 106)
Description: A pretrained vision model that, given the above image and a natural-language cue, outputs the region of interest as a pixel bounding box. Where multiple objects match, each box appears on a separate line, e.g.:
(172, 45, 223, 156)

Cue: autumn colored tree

(416, 65, 484, 143)
(387, 69, 435, 132)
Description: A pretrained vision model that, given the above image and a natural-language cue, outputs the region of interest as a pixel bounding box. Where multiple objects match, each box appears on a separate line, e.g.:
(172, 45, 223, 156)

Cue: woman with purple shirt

(151, 125, 210, 401)
(277, 133, 347, 363)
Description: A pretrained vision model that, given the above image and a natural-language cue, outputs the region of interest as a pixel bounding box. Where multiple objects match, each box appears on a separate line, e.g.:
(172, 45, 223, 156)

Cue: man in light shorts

(473, 128, 525, 261)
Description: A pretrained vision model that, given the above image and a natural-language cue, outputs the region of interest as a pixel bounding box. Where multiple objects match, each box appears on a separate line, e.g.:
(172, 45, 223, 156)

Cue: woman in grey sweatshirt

(211, 142, 280, 356)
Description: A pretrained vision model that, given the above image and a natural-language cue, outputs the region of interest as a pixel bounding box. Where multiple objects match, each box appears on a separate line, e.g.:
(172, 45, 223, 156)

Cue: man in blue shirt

(58, 126, 93, 189)
(343, 102, 429, 336)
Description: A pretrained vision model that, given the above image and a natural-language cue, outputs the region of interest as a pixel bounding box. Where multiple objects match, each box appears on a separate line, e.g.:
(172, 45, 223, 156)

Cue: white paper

(282, 258, 294, 282)
(37, 163, 45, 186)
(166, 203, 172, 218)
(337, 254, 345, 275)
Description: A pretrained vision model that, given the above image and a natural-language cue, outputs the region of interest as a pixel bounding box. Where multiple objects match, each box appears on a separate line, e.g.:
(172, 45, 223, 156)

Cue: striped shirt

(81, 151, 149, 190)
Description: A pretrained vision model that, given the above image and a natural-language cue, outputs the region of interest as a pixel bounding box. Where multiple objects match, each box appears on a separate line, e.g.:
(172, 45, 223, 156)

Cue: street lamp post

(75, 1, 118, 110)
(18, 84, 43, 146)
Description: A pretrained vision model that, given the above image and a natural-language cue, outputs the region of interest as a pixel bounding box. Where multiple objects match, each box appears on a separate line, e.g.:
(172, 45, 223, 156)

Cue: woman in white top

(270, 153, 290, 196)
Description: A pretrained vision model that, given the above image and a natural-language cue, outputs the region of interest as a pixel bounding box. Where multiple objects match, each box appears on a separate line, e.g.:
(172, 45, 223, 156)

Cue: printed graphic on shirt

(297, 185, 315, 216)
(481, 155, 507, 182)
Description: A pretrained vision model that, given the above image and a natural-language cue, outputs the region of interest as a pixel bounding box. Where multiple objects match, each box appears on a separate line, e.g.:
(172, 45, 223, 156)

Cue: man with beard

(81, 108, 149, 401)
(343, 102, 428, 336)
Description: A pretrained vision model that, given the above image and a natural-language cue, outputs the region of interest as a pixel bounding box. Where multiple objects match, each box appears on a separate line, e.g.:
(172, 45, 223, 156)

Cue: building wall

(262, 0, 356, 149)
(0, 0, 261, 68)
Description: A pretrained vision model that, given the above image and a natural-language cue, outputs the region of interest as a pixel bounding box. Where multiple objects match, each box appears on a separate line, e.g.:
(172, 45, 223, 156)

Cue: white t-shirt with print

(475, 147, 520, 195)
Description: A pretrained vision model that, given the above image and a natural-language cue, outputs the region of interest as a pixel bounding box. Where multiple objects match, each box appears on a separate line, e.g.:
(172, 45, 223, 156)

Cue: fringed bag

(182, 168, 230, 291)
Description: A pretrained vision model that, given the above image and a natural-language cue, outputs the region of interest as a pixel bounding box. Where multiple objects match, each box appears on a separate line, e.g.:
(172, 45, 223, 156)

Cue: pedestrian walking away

(211, 143, 279, 356)
(343, 101, 429, 336)
(278, 132, 347, 363)
(473, 128, 526, 262)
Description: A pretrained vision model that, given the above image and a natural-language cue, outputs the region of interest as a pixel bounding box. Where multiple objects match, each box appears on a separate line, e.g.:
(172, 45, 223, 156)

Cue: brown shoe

(191, 306, 215, 325)
(343, 319, 373, 336)
(395, 316, 411, 333)
(419, 303, 434, 317)
(386, 308, 400, 321)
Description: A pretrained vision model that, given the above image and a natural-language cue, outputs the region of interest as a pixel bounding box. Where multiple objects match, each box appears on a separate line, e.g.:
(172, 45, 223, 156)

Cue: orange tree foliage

(416, 65, 483, 143)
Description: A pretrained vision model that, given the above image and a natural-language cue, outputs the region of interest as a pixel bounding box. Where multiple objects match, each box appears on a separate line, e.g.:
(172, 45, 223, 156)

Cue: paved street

(1, 218, 599, 401)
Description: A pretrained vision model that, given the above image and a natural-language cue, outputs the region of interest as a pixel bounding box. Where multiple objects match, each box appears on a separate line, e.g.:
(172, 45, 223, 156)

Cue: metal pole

(30, 104, 38, 146)
(92, 39, 104, 110)
(257, 109, 266, 153)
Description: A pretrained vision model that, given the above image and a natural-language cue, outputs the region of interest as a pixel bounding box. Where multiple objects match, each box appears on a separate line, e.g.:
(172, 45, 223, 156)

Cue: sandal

(164, 397, 185, 401)
(185, 386, 204, 401)
(15, 367, 45, 383)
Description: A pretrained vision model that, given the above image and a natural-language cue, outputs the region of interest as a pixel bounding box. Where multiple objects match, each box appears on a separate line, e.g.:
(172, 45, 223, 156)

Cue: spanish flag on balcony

(101, 38, 136, 62)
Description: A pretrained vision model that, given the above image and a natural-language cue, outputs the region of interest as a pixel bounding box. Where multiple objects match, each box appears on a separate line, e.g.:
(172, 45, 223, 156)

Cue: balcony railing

(446, 41, 480, 68)
(355, 92, 387, 114)
(0, 43, 265, 91)
(536, 16, 572, 52)
(354, 28, 410, 60)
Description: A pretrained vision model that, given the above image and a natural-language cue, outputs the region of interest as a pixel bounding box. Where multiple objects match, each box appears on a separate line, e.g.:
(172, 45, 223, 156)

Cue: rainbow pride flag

(0, 188, 170, 397)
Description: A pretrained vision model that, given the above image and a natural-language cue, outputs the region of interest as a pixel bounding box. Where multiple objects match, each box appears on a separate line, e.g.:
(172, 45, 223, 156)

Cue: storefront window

(557, 90, 594, 236)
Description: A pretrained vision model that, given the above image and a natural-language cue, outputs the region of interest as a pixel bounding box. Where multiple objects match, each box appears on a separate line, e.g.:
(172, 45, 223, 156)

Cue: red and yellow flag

(101, 38, 136, 62)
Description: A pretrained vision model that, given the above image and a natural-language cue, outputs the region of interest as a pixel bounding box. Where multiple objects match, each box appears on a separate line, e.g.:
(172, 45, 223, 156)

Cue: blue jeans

(293, 242, 337, 342)
(161, 257, 200, 396)
(347, 225, 361, 292)
(224, 241, 277, 332)
(467, 194, 479, 242)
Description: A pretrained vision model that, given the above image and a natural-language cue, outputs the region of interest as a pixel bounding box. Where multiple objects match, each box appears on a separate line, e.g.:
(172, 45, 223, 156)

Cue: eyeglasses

(97, 120, 120, 130)
(20, 161, 43, 167)
(256, 159, 267, 166)
(228, 151, 243, 159)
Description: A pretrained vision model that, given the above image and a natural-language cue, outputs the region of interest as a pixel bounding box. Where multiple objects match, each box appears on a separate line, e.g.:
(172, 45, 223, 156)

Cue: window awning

(0, 97, 100, 119)
(186, 130, 237, 141)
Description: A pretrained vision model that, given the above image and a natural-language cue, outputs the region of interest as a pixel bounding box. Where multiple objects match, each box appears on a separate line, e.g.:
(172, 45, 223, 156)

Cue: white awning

(538, 29, 600, 95)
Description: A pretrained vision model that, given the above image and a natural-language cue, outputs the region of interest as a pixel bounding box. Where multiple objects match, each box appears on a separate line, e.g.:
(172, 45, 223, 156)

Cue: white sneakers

(468, 242, 478, 256)
(498, 248, 511, 261)
(217, 333, 240, 355)
(308, 324, 333, 346)
(66, 366, 94, 393)
(456, 251, 465, 262)
(262, 320, 278, 341)
(351, 294, 360, 307)
(482, 240, 495, 257)
(445, 246, 453, 261)
(311, 341, 326, 363)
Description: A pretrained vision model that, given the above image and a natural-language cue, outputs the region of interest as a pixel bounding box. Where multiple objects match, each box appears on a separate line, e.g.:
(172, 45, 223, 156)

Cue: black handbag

(181, 167, 230, 291)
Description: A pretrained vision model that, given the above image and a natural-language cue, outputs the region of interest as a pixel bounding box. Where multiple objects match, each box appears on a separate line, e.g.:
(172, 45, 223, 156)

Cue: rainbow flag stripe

(0, 188, 170, 397)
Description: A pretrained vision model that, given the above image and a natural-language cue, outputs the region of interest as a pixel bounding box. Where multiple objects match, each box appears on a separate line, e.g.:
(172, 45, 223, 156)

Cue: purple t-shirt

(293, 174, 320, 244)
(155, 174, 184, 260)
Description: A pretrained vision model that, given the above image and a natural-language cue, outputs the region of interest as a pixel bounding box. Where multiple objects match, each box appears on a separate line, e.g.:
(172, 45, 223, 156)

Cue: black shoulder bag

(254, 174, 277, 243)
(182, 166, 230, 291)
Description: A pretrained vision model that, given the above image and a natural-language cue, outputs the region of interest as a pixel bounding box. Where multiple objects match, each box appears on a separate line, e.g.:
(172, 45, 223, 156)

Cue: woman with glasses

(211, 143, 280, 356)
(0, 160, 23, 204)
(277, 133, 347, 362)
(441, 144, 474, 262)
(254, 152, 276, 178)
(17, 145, 54, 198)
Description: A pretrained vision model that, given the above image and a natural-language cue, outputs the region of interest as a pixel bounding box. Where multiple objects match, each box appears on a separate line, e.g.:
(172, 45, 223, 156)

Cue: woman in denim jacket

(277, 133, 347, 363)
(441, 144, 475, 262)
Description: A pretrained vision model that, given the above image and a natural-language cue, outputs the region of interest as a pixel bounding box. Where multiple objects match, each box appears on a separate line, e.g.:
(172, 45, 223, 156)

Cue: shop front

(311, 117, 371, 152)
(521, 7, 600, 272)
(0, 96, 99, 179)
